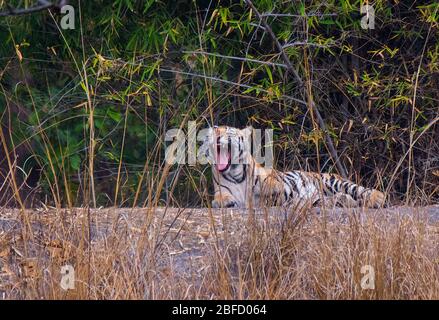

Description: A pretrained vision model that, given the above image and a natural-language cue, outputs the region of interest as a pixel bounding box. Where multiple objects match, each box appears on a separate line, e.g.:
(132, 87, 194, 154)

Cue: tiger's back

(272, 170, 385, 208)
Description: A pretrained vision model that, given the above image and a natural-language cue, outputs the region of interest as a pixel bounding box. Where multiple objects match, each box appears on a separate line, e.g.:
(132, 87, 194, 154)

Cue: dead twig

(0, 1, 66, 17)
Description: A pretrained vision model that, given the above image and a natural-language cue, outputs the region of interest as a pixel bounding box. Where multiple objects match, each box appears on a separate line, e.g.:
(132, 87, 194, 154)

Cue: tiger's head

(205, 126, 253, 172)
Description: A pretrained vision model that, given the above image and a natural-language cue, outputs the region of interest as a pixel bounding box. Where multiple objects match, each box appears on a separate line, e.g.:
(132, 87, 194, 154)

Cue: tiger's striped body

(207, 126, 385, 209)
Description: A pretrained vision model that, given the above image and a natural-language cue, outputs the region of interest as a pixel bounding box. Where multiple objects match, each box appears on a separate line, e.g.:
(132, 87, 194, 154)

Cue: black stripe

(323, 176, 334, 196)
(286, 172, 298, 179)
(212, 174, 233, 194)
(351, 185, 358, 200)
(222, 164, 247, 184)
(225, 201, 237, 208)
(287, 171, 305, 194)
(222, 171, 236, 184)
(236, 164, 247, 183)
(343, 182, 350, 194)
(282, 176, 294, 199)
(329, 175, 336, 191)
(335, 179, 342, 192)
(284, 174, 299, 195)
(228, 165, 245, 183)
(282, 175, 293, 191)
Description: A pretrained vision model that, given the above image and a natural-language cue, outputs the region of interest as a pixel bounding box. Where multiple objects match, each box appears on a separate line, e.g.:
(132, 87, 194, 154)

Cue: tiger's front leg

(212, 192, 238, 208)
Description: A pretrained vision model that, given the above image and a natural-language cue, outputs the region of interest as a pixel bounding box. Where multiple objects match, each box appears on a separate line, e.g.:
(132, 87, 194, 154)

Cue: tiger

(204, 125, 385, 209)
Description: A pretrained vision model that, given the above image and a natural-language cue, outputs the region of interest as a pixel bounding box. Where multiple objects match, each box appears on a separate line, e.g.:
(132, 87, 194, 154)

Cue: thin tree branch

(244, 0, 302, 83)
(283, 41, 331, 49)
(244, 0, 348, 178)
(182, 50, 289, 69)
(0, 1, 62, 17)
(261, 13, 338, 18)
(156, 67, 309, 107)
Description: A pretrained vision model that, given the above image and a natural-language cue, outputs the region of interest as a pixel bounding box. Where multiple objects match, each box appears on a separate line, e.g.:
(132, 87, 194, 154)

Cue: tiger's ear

(241, 126, 253, 137)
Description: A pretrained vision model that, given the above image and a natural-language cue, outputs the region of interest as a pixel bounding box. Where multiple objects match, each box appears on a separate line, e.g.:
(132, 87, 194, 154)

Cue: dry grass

(1, 0, 438, 302)
(0, 205, 438, 300)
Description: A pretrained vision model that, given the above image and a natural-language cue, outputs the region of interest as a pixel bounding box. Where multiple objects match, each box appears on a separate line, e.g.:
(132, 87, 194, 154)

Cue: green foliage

(0, 0, 438, 206)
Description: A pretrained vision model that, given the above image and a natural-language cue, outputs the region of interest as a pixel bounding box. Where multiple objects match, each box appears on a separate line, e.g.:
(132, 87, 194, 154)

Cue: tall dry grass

(0, 206, 437, 299)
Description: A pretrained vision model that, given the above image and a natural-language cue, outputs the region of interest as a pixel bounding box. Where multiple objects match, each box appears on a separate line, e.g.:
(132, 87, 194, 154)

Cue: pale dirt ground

(0, 206, 438, 298)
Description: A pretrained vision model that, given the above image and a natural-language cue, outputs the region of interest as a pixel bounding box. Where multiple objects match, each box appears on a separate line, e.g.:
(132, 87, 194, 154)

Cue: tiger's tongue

(216, 149, 229, 171)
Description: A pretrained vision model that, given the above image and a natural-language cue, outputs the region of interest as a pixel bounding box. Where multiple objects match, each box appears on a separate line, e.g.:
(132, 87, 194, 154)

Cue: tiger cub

(205, 126, 385, 209)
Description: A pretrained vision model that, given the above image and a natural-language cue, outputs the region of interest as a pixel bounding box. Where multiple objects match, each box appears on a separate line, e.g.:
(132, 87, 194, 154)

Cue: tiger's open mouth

(215, 137, 231, 172)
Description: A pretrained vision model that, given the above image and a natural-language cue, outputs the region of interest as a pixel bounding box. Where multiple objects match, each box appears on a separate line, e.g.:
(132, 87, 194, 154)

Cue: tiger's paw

(212, 195, 237, 208)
